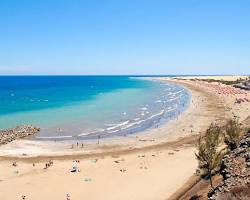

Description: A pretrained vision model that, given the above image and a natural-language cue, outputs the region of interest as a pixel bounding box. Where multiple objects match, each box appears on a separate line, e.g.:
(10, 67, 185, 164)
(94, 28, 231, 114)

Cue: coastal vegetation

(195, 118, 250, 199)
(195, 124, 224, 188)
(224, 118, 244, 150)
(192, 79, 243, 85)
(208, 129, 250, 199)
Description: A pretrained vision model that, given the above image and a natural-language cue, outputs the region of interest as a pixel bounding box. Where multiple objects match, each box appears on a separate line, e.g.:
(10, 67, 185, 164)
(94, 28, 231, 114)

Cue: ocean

(0, 76, 190, 140)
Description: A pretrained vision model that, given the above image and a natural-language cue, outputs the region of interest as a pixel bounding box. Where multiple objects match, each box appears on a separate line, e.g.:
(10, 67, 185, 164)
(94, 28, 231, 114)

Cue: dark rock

(208, 132, 250, 199)
(0, 125, 40, 146)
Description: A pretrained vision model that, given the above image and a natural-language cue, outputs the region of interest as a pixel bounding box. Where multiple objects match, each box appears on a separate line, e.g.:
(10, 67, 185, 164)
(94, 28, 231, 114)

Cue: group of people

(21, 193, 71, 199)
(44, 160, 54, 169)
(192, 80, 250, 106)
(235, 97, 250, 104)
(71, 142, 84, 149)
(194, 81, 247, 96)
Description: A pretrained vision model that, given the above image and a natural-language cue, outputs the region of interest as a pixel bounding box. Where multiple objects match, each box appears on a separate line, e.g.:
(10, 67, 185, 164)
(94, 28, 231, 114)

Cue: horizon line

(0, 74, 249, 77)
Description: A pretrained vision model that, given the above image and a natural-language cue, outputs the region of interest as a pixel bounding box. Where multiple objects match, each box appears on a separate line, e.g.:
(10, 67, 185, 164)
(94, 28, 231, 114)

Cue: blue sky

(0, 0, 250, 75)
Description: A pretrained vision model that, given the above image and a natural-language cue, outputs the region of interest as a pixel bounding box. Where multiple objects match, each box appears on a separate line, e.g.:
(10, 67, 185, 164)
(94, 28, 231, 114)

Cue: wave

(120, 109, 165, 130)
(172, 89, 184, 95)
(78, 129, 105, 136)
(148, 109, 165, 120)
(107, 129, 120, 134)
(165, 107, 176, 113)
(167, 95, 182, 102)
(105, 120, 130, 131)
(104, 123, 117, 127)
(133, 118, 141, 121)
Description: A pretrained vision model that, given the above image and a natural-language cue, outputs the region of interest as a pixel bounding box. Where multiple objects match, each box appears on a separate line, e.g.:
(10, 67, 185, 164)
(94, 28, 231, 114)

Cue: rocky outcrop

(234, 80, 250, 91)
(0, 125, 40, 145)
(208, 131, 250, 200)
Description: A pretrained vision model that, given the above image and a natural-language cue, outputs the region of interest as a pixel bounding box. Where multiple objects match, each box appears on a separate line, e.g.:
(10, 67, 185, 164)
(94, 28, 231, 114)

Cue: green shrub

(196, 124, 224, 188)
(224, 118, 244, 150)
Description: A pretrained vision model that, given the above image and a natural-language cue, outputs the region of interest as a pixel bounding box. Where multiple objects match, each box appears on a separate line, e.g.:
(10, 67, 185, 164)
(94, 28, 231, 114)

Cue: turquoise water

(0, 76, 190, 140)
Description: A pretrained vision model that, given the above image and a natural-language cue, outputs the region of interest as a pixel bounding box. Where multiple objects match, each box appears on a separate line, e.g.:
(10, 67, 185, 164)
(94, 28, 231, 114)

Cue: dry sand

(0, 147, 196, 200)
(0, 76, 249, 200)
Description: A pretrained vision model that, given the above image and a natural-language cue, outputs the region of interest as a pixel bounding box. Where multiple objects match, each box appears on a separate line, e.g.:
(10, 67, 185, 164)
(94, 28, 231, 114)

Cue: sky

(0, 0, 250, 75)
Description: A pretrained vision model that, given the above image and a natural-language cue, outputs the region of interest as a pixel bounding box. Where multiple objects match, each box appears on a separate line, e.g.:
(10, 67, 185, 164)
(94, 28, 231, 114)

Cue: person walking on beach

(66, 193, 71, 200)
(98, 135, 100, 144)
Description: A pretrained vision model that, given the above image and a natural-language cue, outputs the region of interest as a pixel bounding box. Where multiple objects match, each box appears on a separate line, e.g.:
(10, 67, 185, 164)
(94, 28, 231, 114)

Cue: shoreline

(32, 78, 190, 141)
(1, 76, 249, 200)
(0, 78, 224, 158)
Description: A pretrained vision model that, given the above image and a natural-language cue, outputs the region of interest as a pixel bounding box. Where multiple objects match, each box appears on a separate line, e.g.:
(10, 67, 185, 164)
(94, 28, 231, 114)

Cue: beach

(0, 76, 250, 200)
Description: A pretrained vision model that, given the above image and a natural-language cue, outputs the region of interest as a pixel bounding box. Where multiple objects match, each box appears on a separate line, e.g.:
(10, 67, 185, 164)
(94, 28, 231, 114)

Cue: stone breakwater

(208, 131, 250, 200)
(0, 125, 40, 145)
